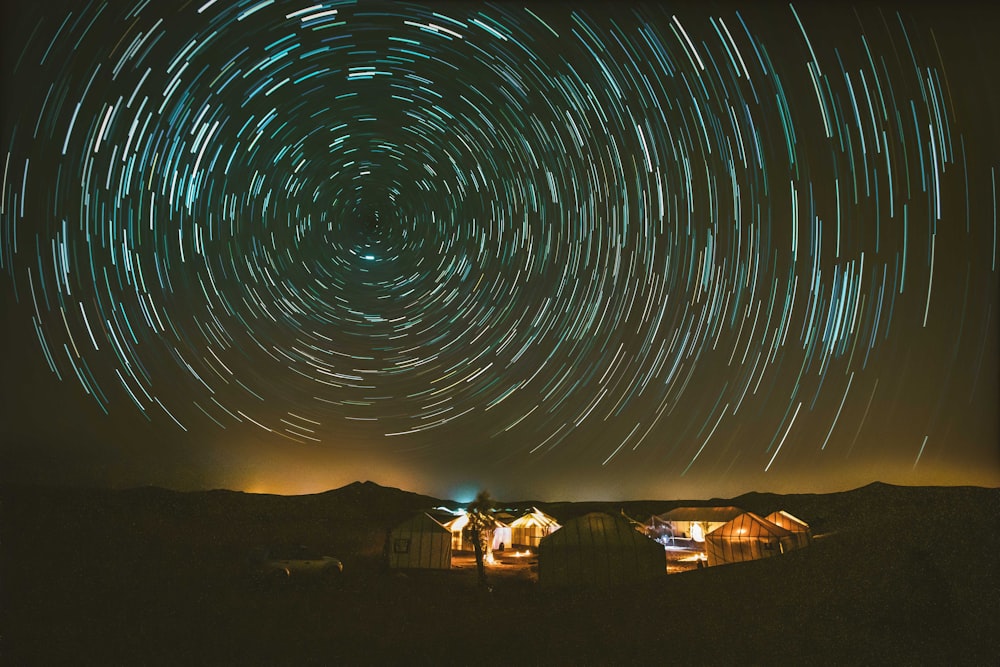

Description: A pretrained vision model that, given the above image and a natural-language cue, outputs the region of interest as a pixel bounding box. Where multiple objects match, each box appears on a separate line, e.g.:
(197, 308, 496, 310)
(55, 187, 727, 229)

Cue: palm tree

(466, 489, 495, 590)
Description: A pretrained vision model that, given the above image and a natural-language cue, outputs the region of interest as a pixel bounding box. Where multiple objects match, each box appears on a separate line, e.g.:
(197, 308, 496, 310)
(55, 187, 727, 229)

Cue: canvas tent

(491, 521, 512, 551)
(389, 513, 452, 570)
(704, 512, 798, 567)
(509, 507, 560, 548)
(442, 512, 511, 552)
(646, 506, 745, 542)
(443, 513, 471, 551)
(538, 512, 665, 587)
(764, 510, 812, 549)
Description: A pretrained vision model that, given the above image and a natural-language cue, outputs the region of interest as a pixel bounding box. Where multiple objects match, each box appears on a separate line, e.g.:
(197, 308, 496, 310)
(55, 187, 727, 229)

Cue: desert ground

(2, 481, 998, 665)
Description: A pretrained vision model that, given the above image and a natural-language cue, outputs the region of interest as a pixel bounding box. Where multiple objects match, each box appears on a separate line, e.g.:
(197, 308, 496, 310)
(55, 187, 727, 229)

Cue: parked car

(248, 545, 343, 583)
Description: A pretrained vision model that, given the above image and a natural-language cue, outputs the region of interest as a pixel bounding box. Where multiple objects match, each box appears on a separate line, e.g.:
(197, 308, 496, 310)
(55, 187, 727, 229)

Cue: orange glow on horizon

(232, 460, 425, 497)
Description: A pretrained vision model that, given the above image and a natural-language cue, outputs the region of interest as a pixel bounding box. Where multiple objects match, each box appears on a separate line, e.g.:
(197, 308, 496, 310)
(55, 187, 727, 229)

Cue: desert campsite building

(703, 512, 799, 567)
(509, 507, 560, 548)
(491, 520, 512, 551)
(538, 512, 665, 587)
(646, 506, 745, 543)
(443, 512, 472, 551)
(388, 513, 452, 570)
(442, 512, 511, 552)
(764, 510, 813, 549)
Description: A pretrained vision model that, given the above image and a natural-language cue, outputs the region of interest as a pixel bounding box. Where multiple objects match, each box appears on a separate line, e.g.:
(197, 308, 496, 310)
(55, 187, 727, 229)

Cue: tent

(509, 507, 561, 548)
(537, 512, 665, 587)
(704, 512, 798, 567)
(443, 513, 471, 552)
(388, 513, 452, 570)
(646, 506, 745, 542)
(764, 510, 813, 549)
(491, 521, 512, 551)
(442, 512, 511, 552)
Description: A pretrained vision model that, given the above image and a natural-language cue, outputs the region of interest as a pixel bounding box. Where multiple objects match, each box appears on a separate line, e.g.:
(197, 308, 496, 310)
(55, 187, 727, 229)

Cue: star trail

(2, 0, 997, 499)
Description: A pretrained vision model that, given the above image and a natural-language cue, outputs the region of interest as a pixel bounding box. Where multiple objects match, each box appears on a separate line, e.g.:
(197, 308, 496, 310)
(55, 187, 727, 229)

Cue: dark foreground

(2, 482, 998, 665)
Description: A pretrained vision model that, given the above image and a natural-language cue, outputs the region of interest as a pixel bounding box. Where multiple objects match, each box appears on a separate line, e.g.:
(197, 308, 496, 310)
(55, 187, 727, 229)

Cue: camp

(703, 512, 798, 567)
(537, 512, 665, 587)
(388, 513, 452, 570)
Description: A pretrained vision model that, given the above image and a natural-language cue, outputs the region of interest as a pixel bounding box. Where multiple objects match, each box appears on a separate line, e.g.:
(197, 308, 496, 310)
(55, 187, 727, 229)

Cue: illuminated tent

(704, 512, 798, 567)
(443, 513, 472, 551)
(509, 507, 561, 548)
(388, 513, 452, 570)
(647, 506, 745, 542)
(491, 520, 512, 551)
(442, 512, 511, 552)
(764, 510, 813, 549)
(538, 512, 665, 587)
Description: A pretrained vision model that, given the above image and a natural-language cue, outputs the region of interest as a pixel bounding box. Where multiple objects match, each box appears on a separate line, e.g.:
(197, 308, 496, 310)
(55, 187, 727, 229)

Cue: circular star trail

(2, 1, 997, 496)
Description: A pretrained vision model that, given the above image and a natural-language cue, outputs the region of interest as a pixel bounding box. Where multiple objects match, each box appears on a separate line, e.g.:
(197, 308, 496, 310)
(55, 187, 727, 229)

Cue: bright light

(451, 487, 477, 504)
(691, 522, 705, 541)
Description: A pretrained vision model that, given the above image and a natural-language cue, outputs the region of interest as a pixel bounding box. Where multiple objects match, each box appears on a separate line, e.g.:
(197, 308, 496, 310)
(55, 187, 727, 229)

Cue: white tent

(509, 507, 560, 548)
(491, 521, 512, 551)
(538, 512, 665, 587)
(646, 506, 745, 542)
(704, 512, 797, 567)
(443, 513, 471, 552)
(764, 510, 813, 549)
(442, 512, 511, 552)
(389, 513, 452, 570)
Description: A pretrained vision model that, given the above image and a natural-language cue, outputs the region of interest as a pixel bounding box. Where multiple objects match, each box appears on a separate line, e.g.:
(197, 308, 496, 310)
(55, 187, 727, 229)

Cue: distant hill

(4, 479, 996, 536)
(318, 480, 455, 510)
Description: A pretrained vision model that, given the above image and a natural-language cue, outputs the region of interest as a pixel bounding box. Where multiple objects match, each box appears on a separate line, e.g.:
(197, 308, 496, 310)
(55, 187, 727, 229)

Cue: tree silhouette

(466, 489, 495, 590)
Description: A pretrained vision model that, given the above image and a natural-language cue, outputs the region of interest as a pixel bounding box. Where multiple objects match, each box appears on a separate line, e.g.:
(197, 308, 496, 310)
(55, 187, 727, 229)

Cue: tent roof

(707, 511, 793, 539)
(655, 506, 745, 522)
(540, 512, 660, 552)
(764, 510, 810, 532)
(442, 511, 509, 531)
(394, 512, 450, 534)
(426, 507, 462, 522)
(510, 507, 560, 529)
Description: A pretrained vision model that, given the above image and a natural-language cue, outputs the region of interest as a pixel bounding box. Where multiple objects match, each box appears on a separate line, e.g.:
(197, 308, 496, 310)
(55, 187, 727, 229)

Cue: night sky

(2, 0, 997, 501)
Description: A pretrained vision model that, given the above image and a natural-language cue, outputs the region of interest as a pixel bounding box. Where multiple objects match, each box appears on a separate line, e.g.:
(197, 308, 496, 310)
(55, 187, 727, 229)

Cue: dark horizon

(4, 471, 998, 506)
